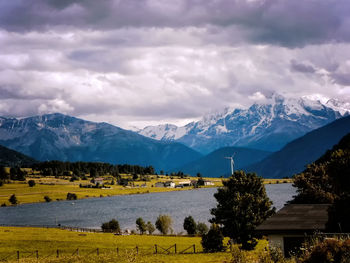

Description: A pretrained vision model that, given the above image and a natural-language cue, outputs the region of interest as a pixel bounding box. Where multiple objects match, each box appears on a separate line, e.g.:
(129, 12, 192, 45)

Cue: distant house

(155, 181, 175, 188)
(203, 180, 214, 186)
(178, 181, 192, 187)
(94, 177, 104, 186)
(256, 204, 330, 257)
(155, 182, 165, 187)
(164, 181, 175, 188)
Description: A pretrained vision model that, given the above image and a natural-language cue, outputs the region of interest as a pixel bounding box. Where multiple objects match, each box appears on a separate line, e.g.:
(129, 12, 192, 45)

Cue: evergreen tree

(9, 194, 18, 205)
(183, 216, 197, 235)
(210, 170, 275, 250)
(201, 224, 224, 252)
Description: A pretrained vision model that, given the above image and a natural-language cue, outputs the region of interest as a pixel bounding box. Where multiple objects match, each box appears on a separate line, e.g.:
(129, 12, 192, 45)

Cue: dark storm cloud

(290, 60, 316, 74)
(1, 0, 350, 47)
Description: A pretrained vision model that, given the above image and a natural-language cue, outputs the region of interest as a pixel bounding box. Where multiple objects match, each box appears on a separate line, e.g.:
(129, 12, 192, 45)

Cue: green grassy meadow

(0, 173, 292, 206)
(0, 226, 270, 263)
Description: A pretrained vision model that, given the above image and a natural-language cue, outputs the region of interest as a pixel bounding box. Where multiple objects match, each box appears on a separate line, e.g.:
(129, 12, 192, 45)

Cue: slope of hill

(177, 147, 272, 178)
(0, 144, 37, 167)
(0, 113, 201, 171)
(139, 94, 349, 153)
(244, 115, 350, 178)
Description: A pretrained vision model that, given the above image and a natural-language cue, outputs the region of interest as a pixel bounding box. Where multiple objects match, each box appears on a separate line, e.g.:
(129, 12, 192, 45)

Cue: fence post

(136, 246, 138, 255)
(174, 244, 177, 254)
(57, 249, 59, 258)
(97, 248, 99, 256)
(154, 244, 157, 254)
(77, 248, 79, 256)
(193, 244, 196, 254)
(17, 251, 19, 262)
(36, 250, 39, 259)
(116, 247, 119, 255)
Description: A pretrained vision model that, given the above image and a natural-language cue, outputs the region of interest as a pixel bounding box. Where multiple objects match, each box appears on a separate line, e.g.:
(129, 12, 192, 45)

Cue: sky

(1, 0, 350, 129)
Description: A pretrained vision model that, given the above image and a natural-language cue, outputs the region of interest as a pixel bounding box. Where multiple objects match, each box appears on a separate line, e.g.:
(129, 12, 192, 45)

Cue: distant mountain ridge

(177, 147, 272, 178)
(0, 144, 37, 167)
(139, 95, 350, 153)
(244, 115, 350, 178)
(0, 113, 201, 171)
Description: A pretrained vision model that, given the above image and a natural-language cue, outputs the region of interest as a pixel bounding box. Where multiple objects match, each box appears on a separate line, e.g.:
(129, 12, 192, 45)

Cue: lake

(0, 183, 295, 233)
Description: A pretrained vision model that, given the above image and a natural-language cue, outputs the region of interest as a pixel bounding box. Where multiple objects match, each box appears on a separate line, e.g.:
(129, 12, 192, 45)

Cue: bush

(136, 217, 147, 234)
(155, 214, 173, 235)
(28, 180, 36, 187)
(146, 221, 155, 234)
(230, 246, 247, 263)
(201, 224, 225, 253)
(197, 222, 209, 235)
(9, 194, 18, 205)
(300, 238, 350, 263)
(44, 195, 52, 202)
(66, 193, 77, 200)
(183, 216, 197, 235)
(101, 219, 121, 233)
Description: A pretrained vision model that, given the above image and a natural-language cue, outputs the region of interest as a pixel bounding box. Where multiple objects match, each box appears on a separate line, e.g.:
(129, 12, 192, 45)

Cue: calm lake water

(0, 184, 295, 233)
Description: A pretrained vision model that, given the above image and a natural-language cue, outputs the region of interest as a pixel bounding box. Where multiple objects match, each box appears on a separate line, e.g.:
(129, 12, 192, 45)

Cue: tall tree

(155, 214, 173, 235)
(136, 217, 147, 234)
(183, 216, 197, 235)
(210, 170, 275, 250)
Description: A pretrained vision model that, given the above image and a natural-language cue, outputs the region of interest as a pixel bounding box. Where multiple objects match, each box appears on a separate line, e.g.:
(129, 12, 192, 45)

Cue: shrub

(155, 214, 173, 235)
(28, 180, 36, 187)
(44, 195, 52, 202)
(66, 193, 77, 200)
(136, 217, 147, 234)
(201, 224, 225, 253)
(197, 222, 209, 235)
(9, 194, 18, 205)
(300, 238, 350, 263)
(146, 221, 155, 234)
(230, 246, 247, 263)
(183, 216, 197, 235)
(101, 219, 121, 233)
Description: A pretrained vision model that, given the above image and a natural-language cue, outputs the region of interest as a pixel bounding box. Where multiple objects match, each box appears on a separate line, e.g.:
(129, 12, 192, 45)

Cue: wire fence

(0, 244, 202, 262)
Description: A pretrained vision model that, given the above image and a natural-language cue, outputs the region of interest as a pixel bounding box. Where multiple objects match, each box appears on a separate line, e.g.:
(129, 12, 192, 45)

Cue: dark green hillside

(0, 144, 37, 167)
(245, 115, 350, 178)
(177, 146, 272, 177)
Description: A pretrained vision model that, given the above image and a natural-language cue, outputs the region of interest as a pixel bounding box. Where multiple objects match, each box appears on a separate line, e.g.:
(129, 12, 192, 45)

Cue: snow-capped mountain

(138, 94, 350, 153)
(0, 113, 201, 170)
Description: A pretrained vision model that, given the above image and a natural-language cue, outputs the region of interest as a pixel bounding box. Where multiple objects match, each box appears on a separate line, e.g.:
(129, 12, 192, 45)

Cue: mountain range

(176, 147, 272, 178)
(244, 115, 350, 178)
(0, 144, 37, 167)
(139, 94, 350, 153)
(0, 114, 201, 171)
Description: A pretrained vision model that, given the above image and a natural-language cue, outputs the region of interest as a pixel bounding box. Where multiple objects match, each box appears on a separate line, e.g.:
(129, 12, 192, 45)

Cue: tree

(201, 224, 224, 252)
(155, 214, 173, 235)
(326, 193, 350, 232)
(66, 193, 77, 200)
(146, 221, 155, 234)
(197, 222, 209, 235)
(183, 216, 197, 235)
(44, 195, 52, 202)
(28, 180, 36, 187)
(210, 170, 275, 250)
(292, 133, 350, 204)
(136, 217, 147, 234)
(101, 219, 121, 233)
(9, 194, 18, 205)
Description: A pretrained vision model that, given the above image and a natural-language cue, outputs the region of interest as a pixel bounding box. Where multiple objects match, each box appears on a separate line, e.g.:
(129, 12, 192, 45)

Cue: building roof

(256, 204, 330, 235)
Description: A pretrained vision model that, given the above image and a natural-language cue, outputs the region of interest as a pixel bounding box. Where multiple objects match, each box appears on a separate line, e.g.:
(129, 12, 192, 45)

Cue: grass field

(0, 226, 270, 263)
(0, 176, 292, 206)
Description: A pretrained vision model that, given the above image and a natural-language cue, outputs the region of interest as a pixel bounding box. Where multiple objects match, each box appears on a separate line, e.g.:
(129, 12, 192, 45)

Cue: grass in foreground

(0, 227, 269, 263)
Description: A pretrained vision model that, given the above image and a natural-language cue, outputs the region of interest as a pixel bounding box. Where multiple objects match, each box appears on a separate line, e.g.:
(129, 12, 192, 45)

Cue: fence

(0, 247, 140, 262)
(0, 244, 200, 262)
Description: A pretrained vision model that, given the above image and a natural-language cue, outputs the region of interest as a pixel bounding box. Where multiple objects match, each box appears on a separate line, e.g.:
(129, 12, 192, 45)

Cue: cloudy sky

(1, 0, 350, 128)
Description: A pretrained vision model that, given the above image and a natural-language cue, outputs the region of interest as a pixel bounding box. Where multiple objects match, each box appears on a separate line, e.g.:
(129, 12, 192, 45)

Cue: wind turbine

(224, 153, 236, 176)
